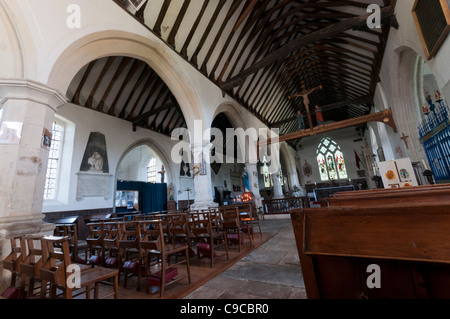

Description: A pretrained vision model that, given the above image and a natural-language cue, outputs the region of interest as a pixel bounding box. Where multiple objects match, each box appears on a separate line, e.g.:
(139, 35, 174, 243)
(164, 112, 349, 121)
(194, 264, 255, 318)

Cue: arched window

(147, 158, 157, 183)
(43, 120, 65, 200)
(316, 138, 348, 181)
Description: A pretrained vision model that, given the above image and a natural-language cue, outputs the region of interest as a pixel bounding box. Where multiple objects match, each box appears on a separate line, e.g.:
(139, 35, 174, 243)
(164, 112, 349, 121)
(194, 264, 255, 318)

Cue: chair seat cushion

(147, 268, 178, 287)
(123, 261, 138, 273)
(197, 243, 217, 258)
(88, 255, 102, 266)
(1, 287, 19, 299)
(105, 257, 119, 268)
(227, 233, 244, 244)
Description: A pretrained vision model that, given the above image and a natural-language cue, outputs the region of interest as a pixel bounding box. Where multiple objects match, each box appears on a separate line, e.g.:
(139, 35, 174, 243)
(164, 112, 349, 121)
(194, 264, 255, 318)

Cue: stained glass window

(43, 121, 64, 200)
(316, 138, 348, 181)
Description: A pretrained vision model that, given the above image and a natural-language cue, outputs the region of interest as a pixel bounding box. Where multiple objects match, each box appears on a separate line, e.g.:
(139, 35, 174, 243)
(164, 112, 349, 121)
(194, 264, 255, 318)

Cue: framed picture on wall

(41, 128, 52, 150)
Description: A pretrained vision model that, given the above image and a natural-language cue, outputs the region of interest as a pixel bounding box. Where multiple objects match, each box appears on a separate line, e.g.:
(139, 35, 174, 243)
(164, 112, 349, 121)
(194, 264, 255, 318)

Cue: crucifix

(288, 81, 323, 129)
(400, 133, 409, 149)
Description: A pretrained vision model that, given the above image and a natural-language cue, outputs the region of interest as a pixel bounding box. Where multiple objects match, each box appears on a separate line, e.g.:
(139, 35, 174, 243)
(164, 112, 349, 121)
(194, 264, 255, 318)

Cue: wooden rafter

(102, 0, 397, 137)
(265, 109, 398, 145)
(220, 4, 396, 91)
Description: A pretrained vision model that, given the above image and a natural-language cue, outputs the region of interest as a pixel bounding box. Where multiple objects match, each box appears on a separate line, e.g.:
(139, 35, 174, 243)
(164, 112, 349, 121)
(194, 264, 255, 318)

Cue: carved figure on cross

(288, 81, 323, 129)
(400, 133, 409, 150)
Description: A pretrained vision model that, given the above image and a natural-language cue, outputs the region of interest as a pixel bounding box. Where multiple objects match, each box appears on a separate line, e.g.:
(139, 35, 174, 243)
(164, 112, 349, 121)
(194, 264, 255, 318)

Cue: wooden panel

(303, 205, 450, 264)
(412, 0, 450, 60)
(328, 188, 450, 206)
(291, 206, 450, 299)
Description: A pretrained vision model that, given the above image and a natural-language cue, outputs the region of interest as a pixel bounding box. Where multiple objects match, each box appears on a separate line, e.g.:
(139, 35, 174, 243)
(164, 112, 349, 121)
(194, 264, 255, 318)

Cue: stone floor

(184, 217, 307, 299)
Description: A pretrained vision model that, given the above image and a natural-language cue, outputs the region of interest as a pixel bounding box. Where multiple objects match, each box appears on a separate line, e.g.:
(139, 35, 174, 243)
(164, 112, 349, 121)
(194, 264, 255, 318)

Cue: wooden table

(75, 267, 119, 299)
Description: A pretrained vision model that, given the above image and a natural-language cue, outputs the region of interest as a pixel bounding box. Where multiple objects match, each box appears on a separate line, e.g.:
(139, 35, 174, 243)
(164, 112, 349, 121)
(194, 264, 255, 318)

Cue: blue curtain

(116, 181, 167, 214)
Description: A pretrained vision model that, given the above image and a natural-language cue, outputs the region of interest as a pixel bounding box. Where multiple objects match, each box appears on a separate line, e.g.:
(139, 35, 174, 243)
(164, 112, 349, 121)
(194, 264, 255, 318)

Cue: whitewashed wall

(42, 103, 180, 213)
(296, 127, 365, 185)
(370, 0, 450, 164)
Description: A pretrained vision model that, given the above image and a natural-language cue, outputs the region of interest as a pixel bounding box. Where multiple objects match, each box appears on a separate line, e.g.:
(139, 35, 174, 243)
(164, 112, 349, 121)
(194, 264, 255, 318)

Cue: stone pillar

(271, 170, 284, 199)
(245, 162, 263, 208)
(0, 79, 67, 291)
(190, 142, 218, 210)
(361, 138, 378, 189)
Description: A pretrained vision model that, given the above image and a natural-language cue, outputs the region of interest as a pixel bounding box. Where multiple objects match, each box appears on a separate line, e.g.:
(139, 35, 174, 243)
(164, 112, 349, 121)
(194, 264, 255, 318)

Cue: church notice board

(116, 190, 139, 210)
(412, 0, 450, 60)
(379, 158, 419, 189)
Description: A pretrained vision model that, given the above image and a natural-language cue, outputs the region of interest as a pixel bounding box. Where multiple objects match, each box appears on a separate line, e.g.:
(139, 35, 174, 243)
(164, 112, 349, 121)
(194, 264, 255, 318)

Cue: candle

(422, 160, 429, 170)
(373, 165, 377, 176)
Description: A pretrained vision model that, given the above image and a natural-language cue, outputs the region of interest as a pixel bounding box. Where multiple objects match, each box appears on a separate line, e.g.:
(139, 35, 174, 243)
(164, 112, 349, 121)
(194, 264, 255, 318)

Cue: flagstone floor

(184, 218, 307, 299)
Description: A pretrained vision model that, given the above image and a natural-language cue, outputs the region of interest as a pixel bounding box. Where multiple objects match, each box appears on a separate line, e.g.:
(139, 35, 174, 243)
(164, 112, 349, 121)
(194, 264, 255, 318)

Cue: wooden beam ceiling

(108, 0, 398, 139)
(66, 56, 187, 136)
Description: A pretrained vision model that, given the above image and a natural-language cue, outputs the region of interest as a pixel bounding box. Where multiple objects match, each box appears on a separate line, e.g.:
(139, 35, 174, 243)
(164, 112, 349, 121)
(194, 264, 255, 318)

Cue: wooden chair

(220, 207, 251, 253)
(3, 236, 25, 292)
(54, 224, 87, 263)
(139, 220, 191, 297)
(39, 236, 119, 299)
(102, 222, 121, 269)
(118, 221, 142, 289)
(238, 204, 262, 239)
(19, 236, 47, 298)
(168, 213, 194, 251)
(190, 212, 228, 268)
(85, 222, 105, 265)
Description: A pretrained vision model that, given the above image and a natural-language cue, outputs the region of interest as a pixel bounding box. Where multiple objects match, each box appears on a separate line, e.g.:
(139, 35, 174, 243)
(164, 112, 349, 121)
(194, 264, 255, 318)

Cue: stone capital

(0, 78, 67, 111)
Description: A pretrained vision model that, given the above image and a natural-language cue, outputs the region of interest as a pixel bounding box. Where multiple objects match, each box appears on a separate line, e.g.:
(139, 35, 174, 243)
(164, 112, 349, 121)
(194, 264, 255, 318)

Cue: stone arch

(211, 102, 257, 164)
(391, 46, 430, 162)
(213, 102, 251, 130)
(0, 1, 25, 78)
(46, 30, 204, 131)
(116, 138, 175, 185)
(280, 142, 301, 190)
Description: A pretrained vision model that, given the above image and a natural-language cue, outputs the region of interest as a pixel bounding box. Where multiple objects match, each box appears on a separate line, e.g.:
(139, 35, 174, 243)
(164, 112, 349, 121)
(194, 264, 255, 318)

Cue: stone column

(190, 142, 218, 210)
(361, 138, 378, 189)
(245, 162, 263, 208)
(271, 170, 284, 199)
(0, 79, 67, 291)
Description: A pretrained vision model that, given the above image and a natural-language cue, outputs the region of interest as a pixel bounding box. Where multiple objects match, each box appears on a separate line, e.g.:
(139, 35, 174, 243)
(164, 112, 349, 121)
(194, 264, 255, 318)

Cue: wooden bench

(291, 203, 450, 299)
(331, 183, 450, 198)
(324, 187, 450, 207)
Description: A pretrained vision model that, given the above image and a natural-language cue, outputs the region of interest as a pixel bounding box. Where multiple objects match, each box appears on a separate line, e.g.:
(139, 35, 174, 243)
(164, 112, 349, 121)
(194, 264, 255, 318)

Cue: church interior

(1, 0, 450, 301)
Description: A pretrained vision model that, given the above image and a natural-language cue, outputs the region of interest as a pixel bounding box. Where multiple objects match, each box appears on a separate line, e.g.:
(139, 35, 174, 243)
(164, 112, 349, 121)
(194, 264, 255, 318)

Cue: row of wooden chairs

(83, 206, 260, 296)
(85, 217, 194, 296)
(2, 235, 118, 299)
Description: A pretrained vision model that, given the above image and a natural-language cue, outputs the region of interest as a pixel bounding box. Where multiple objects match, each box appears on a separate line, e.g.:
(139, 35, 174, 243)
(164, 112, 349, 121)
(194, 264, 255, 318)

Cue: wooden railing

(263, 197, 310, 215)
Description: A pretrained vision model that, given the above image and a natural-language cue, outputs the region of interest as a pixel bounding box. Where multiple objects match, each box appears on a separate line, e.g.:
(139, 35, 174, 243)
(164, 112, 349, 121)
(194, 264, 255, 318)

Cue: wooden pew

(325, 187, 450, 207)
(290, 204, 450, 299)
(332, 183, 450, 197)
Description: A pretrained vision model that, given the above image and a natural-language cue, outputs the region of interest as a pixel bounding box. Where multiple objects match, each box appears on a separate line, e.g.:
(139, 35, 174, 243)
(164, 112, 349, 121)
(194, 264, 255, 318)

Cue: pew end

(291, 205, 450, 299)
